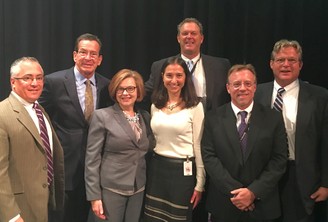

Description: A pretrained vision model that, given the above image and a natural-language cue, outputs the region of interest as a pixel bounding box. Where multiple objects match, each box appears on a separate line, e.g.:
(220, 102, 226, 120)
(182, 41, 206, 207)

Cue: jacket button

(43, 183, 47, 188)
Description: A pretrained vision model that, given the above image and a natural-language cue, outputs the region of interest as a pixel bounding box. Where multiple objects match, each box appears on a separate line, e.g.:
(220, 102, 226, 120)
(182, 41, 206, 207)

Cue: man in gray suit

(255, 39, 328, 222)
(39, 33, 112, 222)
(0, 57, 64, 222)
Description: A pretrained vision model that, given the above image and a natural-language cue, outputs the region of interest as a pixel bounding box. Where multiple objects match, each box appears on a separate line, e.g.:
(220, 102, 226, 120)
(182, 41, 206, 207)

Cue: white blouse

(151, 102, 205, 191)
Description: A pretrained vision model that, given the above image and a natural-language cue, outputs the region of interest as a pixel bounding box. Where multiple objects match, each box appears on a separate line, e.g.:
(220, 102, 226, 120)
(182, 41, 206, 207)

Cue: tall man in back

(255, 39, 328, 222)
(145, 17, 231, 112)
(145, 18, 231, 220)
(39, 33, 112, 222)
(0, 57, 64, 222)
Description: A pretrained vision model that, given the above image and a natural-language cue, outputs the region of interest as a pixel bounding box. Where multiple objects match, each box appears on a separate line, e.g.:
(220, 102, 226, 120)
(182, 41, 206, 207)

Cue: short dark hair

(74, 33, 102, 54)
(151, 56, 200, 109)
(108, 69, 145, 103)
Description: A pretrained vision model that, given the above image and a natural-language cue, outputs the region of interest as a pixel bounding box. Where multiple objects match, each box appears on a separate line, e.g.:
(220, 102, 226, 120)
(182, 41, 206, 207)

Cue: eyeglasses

(229, 81, 255, 89)
(14, 76, 44, 84)
(77, 50, 99, 59)
(273, 58, 299, 65)
(117, 86, 136, 94)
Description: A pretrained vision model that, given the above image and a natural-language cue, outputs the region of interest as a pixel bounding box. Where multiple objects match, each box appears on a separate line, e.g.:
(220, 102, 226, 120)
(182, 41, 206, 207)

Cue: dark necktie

(238, 111, 248, 154)
(33, 103, 53, 185)
(84, 79, 94, 121)
(273, 88, 285, 112)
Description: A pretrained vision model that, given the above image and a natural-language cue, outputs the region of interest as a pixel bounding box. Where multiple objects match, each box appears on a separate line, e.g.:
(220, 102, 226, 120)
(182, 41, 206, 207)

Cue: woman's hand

(190, 189, 203, 209)
(91, 199, 106, 220)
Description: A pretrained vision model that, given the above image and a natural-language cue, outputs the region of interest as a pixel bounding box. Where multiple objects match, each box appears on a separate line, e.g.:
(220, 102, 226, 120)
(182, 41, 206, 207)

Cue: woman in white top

(144, 57, 205, 222)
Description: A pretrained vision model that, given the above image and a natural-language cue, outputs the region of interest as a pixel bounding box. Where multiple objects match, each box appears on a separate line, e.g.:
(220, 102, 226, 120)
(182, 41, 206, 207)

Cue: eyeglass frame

(14, 75, 44, 84)
(228, 81, 256, 89)
(76, 49, 100, 59)
(116, 86, 137, 94)
(273, 57, 300, 65)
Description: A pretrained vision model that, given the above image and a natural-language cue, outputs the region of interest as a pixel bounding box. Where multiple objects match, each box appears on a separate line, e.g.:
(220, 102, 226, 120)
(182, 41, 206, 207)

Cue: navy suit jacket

(39, 67, 112, 190)
(202, 102, 287, 221)
(254, 80, 328, 214)
(144, 54, 231, 112)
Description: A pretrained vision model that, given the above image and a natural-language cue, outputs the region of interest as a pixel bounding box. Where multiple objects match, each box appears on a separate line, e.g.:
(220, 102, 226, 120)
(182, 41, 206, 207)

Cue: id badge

(183, 160, 193, 176)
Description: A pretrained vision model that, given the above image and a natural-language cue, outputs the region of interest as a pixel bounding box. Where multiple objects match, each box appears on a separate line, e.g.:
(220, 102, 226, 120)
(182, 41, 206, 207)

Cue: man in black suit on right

(255, 39, 328, 222)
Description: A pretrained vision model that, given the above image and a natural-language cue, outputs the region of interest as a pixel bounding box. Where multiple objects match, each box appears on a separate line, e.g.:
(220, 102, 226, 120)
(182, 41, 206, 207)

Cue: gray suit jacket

(39, 67, 112, 190)
(0, 94, 64, 222)
(202, 102, 287, 221)
(85, 103, 152, 200)
(145, 54, 231, 112)
(255, 80, 328, 214)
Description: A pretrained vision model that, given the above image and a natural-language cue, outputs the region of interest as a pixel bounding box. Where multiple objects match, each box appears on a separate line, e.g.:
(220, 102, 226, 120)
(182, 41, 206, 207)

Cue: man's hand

(190, 190, 203, 209)
(230, 188, 256, 211)
(310, 187, 328, 202)
(91, 199, 106, 220)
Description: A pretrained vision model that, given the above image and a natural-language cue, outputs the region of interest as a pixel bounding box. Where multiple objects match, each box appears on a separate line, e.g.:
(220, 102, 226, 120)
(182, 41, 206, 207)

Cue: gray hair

(10, 57, 43, 77)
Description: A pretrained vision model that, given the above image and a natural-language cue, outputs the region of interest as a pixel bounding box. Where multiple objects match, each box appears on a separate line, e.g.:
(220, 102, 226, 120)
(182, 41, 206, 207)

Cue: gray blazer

(85, 103, 152, 200)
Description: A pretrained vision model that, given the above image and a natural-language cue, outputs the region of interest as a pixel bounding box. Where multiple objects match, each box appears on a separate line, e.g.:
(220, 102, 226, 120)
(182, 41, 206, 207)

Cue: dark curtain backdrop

(1, 0, 327, 100)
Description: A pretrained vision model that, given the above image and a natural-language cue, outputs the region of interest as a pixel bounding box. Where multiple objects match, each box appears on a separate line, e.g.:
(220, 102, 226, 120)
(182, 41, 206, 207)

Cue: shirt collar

(230, 101, 254, 118)
(274, 79, 299, 92)
(11, 91, 35, 108)
(74, 66, 96, 86)
(181, 54, 201, 63)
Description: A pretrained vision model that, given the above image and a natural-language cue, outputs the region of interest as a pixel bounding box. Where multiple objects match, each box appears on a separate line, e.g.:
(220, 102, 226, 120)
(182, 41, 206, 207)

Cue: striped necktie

(238, 111, 248, 155)
(273, 88, 285, 112)
(33, 103, 53, 185)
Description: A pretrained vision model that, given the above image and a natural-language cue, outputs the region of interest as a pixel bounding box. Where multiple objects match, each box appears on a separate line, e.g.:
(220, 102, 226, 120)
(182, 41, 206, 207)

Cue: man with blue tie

(255, 39, 328, 222)
(202, 64, 287, 222)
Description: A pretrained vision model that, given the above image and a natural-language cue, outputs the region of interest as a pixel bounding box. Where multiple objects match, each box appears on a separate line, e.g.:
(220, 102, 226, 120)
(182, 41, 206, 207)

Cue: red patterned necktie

(33, 103, 53, 185)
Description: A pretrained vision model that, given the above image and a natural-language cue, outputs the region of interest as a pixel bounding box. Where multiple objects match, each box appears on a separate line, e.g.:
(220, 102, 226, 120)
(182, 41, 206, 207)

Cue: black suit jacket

(254, 80, 328, 214)
(144, 54, 231, 112)
(201, 102, 287, 221)
(39, 67, 112, 190)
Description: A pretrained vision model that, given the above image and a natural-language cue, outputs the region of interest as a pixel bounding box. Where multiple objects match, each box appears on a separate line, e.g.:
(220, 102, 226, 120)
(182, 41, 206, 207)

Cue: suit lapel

(223, 104, 244, 165)
(201, 55, 213, 110)
(257, 82, 274, 107)
(294, 83, 312, 156)
(9, 95, 45, 154)
(63, 69, 85, 120)
(112, 104, 139, 147)
(243, 104, 261, 163)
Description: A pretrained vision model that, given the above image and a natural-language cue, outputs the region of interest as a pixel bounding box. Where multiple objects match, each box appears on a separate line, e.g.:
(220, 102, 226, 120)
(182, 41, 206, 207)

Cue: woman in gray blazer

(85, 69, 153, 222)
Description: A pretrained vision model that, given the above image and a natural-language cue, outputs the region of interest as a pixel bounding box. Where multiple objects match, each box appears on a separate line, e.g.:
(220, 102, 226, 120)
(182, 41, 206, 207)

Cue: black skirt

(144, 153, 196, 222)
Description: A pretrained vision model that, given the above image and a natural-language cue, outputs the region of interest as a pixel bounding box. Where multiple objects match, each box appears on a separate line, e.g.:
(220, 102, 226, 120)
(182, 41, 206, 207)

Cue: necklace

(123, 111, 140, 123)
(167, 101, 181, 111)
